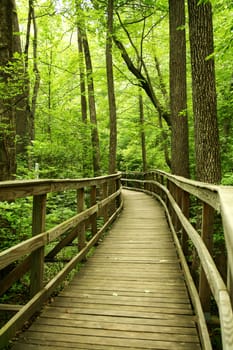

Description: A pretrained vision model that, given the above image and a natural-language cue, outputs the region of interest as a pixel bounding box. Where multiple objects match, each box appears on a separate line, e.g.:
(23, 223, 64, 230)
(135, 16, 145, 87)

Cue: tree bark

(0, 0, 17, 180)
(106, 0, 117, 174)
(77, 27, 87, 124)
(14, 1, 31, 158)
(77, 26, 91, 176)
(30, 2, 40, 143)
(188, 0, 221, 183)
(169, 0, 189, 178)
(82, 28, 101, 176)
(139, 91, 147, 172)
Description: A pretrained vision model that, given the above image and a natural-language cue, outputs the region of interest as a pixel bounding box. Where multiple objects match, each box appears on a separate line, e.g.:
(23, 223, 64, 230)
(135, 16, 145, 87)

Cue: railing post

(102, 182, 108, 223)
(199, 202, 214, 318)
(168, 181, 178, 230)
(109, 179, 116, 216)
(181, 190, 190, 257)
(90, 185, 97, 237)
(158, 173, 164, 200)
(116, 177, 121, 209)
(30, 194, 46, 297)
(77, 188, 85, 251)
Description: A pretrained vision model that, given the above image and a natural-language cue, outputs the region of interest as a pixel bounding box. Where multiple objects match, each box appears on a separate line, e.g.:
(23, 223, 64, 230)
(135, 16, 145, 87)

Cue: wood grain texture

(11, 190, 202, 350)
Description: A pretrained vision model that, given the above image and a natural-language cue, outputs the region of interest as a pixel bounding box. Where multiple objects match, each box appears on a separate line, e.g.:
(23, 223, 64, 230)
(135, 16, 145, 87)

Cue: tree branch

(113, 36, 170, 126)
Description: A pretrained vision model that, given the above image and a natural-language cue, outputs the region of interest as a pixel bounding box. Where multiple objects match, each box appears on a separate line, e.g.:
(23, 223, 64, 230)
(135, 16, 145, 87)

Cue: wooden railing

(0, 173, 122, 349)
(122, 170, 233, 350)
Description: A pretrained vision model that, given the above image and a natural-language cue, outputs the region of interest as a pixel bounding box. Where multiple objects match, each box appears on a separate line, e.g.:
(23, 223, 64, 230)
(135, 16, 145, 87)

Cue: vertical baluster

(90, 185, 97, 237)
(181, 190, 190, 257)
(77, 188, 85, 251)
(116, 177, 121, 209)
(30, 194, 46, 297)
(199, 202, 214, 318)
(102, 182, 108, 223)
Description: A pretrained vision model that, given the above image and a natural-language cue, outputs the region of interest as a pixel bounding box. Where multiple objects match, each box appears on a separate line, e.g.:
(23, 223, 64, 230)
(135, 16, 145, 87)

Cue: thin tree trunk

(30, 2, 40, 143)
(138, 91, 147, 172)
(77, 26, 91, 176)
(12, 0, 31, 160)
(77, 27, 87, 124)
(106, 0, 117, 174)
(169, 0, 189, 177)
(82, 28, 101, 176)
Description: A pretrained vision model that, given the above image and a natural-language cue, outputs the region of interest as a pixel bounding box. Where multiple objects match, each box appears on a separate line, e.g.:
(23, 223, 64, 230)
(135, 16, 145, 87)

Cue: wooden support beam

(102, 182, 108, 223)
(181, 190, 190, 257)
(30, 194, 46, 298)
(77, 188, 85, 251)
(90, 185, 97, 237)
(199, 202, 214, 316)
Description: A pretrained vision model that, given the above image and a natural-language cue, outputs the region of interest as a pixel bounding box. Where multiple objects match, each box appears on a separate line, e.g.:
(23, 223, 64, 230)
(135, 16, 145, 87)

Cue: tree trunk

(106, 0, 117, 174)
(188, 0, 221, 183)
(77, 26, 91, 176)
(169, 0, 189, 177)
(30, 2, 40, 143)
(139, 92, 147, 172)
(77, 27, 87, 124)
(0, 0, 17, 180)
(82, 28, 101, 177)
(13, 0, 30, 159)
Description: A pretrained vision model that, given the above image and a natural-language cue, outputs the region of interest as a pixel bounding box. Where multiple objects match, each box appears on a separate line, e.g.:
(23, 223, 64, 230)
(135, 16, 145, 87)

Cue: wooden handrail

(122, 170, 233, 350)
(0, 173, 122, 349)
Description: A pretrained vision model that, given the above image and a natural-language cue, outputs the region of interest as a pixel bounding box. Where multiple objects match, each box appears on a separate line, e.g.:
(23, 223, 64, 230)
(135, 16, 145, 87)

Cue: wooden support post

(175, 186, 182, 233)
(116, 178, 121, 209)
(102, 182, 108, 223)
(77, 188, 85, 251)
(228, 266, 233, 308)
(166, 179, 171, 204)
(109, 179, 116, 216)
(144, 173, 148, 192)
(30, 194, 46, 297)
(199, 202, 214, 317)
(169, 181, 178, 230)
(90, 185, 97, 237)
(181, 190, 190, 257)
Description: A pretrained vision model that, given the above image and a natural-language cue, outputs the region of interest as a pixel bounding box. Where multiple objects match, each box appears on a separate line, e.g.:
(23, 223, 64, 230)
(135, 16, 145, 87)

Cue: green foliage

(0, 53, 26, 100)
(0, 199, 32, 251)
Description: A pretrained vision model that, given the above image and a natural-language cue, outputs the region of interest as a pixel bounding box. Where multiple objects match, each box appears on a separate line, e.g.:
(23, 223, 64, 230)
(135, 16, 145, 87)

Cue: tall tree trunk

(82, 28, 101, 176)
(188, 0, 221, 183)
(77, 26, 91, 176)
(0, 0, 18, 180)
(30, 1, 40, 143)
(77, 27, 87, 124)
(139, 92, 147, 172)
(14, 1, 32, 158)
(106, 0, 117, 174)
(169, 0, 189, 177)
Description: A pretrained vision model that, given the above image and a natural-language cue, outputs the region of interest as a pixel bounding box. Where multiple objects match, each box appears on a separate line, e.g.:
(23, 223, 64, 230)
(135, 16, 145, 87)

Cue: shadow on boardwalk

(12, 190, 201, 350)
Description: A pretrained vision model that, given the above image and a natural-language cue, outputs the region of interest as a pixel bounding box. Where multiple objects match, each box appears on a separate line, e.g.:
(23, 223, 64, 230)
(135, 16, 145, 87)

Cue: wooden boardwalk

(12, 190, 201, 350)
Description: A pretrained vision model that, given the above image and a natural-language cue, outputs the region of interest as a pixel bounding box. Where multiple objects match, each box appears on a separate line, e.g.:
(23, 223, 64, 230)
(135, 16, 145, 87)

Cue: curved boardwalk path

(12, 190, 201, 350)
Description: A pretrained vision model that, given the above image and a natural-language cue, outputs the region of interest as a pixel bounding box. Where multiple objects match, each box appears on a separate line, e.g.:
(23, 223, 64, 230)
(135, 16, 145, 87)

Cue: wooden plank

(0, 173, 121, 201)
(36, 314, 198, 333)
(13, 331, 201, 349)
(28, 323, 200, 343)
(38, 309, 197, 328)
(0, 304, 22, 311)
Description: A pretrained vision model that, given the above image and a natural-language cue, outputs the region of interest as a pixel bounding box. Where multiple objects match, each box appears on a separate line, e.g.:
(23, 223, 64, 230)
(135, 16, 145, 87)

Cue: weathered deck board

(11, 190, 201, 349)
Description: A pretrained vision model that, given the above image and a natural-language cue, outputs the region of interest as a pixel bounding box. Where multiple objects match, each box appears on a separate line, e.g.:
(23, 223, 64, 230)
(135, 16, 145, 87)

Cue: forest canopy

(0, 0, 232, 183)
